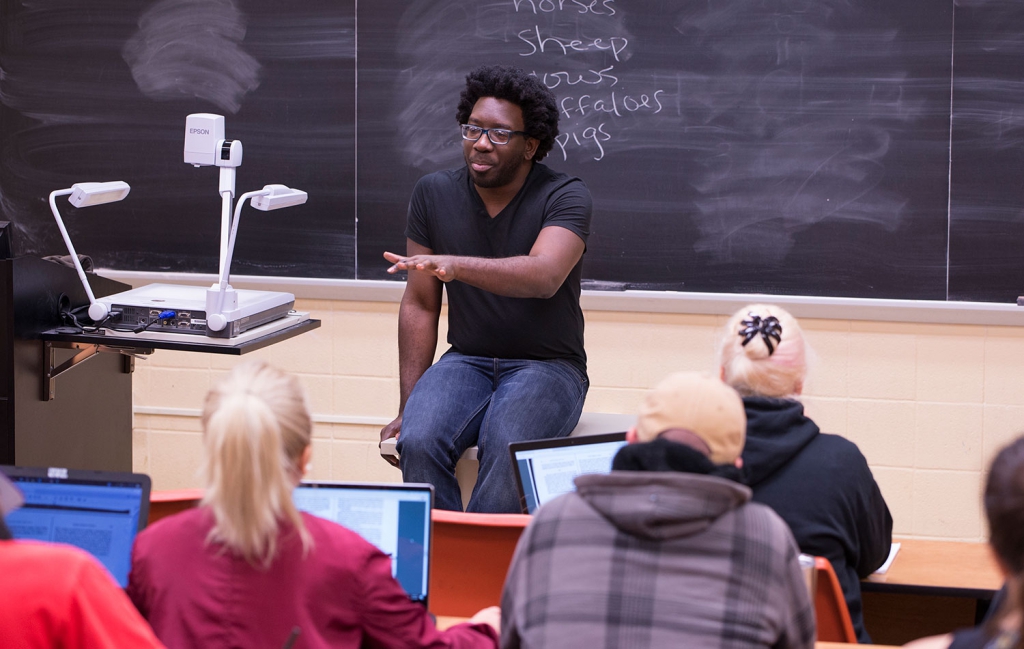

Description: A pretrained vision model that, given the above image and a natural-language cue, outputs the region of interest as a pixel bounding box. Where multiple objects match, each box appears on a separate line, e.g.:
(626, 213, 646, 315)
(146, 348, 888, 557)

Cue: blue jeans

(397, 352, 589, 513)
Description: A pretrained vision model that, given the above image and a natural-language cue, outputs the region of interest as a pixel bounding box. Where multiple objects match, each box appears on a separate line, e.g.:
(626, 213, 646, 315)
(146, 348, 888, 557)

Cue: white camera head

(184, 113, 226, 167)
(215, 140, 243, 168)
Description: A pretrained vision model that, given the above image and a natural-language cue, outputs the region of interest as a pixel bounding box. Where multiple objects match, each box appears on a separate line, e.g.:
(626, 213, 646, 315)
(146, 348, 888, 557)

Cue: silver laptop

(294, 481, 433, 606)
(509, 432, 628, 514)
(1, 465, 151, 587)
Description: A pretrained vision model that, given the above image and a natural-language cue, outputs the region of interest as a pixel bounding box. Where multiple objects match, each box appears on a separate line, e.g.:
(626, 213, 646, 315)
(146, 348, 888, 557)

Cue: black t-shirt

(405, 162, 591, 375)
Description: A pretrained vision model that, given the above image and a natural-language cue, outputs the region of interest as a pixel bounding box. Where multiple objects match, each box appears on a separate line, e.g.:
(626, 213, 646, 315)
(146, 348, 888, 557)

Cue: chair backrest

(429, 509, 531, 617)
(148, 488, 204, 526)
(814, 556, 858, 643)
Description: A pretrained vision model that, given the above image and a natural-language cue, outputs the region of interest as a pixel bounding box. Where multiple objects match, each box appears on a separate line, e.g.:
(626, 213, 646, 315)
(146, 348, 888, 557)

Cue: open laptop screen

(0, 466, 151, 587)
(293, 482, 432, 605)
(509, 432, 628, 514)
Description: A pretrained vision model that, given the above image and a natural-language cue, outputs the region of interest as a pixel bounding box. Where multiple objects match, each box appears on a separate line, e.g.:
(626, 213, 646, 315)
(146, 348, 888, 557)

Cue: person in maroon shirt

(127, 360, 499, 649)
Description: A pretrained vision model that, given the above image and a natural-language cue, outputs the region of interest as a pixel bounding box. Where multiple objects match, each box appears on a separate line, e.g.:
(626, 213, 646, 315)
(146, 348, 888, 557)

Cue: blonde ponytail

(718, 304, 808, 398)
(200, 360, 313, 566)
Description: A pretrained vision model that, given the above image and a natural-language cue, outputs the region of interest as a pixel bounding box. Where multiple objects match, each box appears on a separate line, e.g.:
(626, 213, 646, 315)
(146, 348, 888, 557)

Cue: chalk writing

(517, 26, 629, 62)
(513, 0, 616, 16)
(555, 123, 612, 161)
(536, 66, 619, 88)
(557, 90, 665, 119)
(505, 0, 672, 164)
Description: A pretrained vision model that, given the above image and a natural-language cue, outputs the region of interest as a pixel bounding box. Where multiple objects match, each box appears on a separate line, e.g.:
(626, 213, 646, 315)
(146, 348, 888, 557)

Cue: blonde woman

(719, 304, 892, 644)
(127, 360, 499, 649)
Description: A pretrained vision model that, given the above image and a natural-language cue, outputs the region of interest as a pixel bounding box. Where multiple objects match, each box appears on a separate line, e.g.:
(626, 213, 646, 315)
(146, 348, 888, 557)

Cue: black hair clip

(739, 313, 783, 355)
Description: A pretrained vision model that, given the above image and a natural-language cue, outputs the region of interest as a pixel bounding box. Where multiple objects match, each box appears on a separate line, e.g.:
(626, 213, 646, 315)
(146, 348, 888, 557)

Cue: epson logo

(189, 128, 211, 135)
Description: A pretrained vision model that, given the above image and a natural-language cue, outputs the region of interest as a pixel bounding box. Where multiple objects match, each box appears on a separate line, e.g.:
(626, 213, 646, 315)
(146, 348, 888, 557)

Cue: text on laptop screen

(5, 478, 145, 587)
(513, 436, 627, 514)
(293, 484, 431, 604)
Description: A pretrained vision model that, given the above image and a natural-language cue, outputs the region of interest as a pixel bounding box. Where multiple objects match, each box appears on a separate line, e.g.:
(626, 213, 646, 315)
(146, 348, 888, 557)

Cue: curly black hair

(456, 65, 559, 162)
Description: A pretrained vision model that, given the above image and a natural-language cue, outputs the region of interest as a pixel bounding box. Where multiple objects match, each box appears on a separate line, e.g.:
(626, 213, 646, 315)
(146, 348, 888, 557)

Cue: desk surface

(435, 618, 898, 648)
(815, 638, 897, 642)
(864, 538, 1002, 598)
(438, 539, 999, 645)
(40, 316, 320, 355)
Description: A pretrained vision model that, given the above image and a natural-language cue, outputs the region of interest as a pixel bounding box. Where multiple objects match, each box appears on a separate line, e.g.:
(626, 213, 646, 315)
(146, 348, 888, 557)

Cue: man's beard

(467, 155, 526, 189)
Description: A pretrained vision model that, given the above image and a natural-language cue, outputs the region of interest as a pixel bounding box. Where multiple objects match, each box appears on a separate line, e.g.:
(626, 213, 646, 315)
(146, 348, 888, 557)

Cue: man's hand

(379, 414, 403, 468)
(384, 251, 457, 283)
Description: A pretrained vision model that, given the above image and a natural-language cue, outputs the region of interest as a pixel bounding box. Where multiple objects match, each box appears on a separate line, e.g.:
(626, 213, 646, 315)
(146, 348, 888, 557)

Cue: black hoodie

(741, 396, 893, 644)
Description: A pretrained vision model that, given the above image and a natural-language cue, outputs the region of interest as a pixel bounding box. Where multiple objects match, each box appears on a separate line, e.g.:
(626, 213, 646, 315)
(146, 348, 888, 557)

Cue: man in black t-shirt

(380, 65, 592, 513)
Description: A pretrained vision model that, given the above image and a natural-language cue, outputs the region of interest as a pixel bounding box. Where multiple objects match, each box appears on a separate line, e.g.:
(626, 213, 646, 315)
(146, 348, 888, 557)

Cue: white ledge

(133, 405, 391, 426)
(99, 269, 1024, 327)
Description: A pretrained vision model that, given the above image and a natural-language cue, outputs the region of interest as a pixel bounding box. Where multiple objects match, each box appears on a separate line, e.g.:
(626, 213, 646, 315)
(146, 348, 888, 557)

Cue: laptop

(0, 465, 152, 587)
(293, 481, 433, 606)
(509, 432, 628, 514)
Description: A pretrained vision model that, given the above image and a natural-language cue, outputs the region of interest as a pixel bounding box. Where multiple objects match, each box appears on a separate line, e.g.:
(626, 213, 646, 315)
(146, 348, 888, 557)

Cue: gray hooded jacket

(500, 470, 816, 649)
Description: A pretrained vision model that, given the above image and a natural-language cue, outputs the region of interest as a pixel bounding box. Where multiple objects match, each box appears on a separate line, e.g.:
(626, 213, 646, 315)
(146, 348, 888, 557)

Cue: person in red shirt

(127, 359, 499, 649)
(0, 475, 164, 649)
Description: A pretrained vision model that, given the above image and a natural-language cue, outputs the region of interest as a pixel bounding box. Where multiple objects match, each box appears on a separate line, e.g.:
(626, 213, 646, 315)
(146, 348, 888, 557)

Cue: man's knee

(395, 425, 439, 460)
(397, 417, 468, 471)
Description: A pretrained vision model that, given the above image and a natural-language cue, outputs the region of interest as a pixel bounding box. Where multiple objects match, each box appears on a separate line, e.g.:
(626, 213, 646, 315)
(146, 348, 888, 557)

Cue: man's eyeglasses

(460, 124, 528, 145)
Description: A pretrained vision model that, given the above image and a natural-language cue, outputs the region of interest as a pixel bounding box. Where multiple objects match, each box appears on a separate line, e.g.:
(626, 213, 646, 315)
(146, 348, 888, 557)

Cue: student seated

(127, 360, 499, 649)
(905, 435, 1024, 649)
(718, 304, 893, 643)
(500, 372, 815, 648)
(0, 473, 164, 648)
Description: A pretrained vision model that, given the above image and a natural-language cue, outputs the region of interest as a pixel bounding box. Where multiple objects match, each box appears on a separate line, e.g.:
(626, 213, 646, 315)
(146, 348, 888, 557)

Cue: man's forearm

(384, 226, 585, 300)
(397, 299, 440, 413)
(447, 254, 562, 299)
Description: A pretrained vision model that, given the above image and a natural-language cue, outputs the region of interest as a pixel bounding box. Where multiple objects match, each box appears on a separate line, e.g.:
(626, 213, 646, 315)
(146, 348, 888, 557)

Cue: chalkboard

(1, 0, 1021, 302)
(948, 0, 1024, 303)
(0, 0, 355, 277)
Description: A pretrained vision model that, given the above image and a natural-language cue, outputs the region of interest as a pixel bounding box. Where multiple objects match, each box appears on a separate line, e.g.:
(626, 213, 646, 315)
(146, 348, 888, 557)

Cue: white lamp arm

(219, 191, 232, 278)
(217, 188, 272, 294)
(207, 188, 272, 331)
(48, 188, 104, 319)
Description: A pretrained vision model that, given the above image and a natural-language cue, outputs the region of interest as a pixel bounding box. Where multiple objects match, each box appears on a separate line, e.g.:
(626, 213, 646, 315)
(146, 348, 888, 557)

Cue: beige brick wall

(132, 298, 1024, 542)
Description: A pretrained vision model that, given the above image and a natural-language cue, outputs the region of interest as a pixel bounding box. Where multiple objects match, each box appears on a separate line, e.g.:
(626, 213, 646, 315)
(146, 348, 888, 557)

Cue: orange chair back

(429, 509, 531, 617)
(148, 488, 204, 526)
(814, 556, 858, 643)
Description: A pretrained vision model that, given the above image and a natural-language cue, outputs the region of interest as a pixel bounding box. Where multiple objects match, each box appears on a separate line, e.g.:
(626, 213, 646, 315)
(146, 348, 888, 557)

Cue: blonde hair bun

(719, 304, 807, 398)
